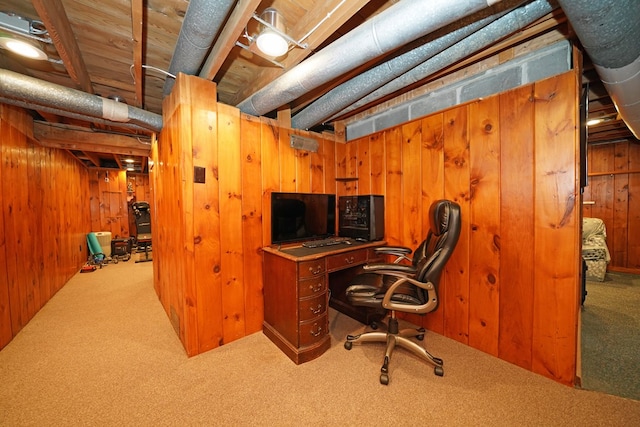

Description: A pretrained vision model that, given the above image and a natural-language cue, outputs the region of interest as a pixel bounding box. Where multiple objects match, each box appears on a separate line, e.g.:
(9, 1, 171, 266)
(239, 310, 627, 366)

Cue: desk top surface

(263, 239, 386, 261)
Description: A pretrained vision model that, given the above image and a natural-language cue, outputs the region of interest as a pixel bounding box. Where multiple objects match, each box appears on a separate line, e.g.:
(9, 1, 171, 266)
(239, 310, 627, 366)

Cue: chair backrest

(414, 200, 461, 300)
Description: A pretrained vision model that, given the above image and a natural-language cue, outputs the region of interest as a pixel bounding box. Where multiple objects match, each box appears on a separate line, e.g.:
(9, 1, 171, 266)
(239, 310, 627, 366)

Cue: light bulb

(256, 31, 288, 57)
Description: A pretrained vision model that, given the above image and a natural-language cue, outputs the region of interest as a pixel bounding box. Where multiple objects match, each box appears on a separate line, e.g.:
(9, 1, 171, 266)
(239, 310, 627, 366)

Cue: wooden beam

(32, 0, 94, 93)
(231, 0, 371, 104)
(33, 122, 151, 156)
(200, 0, 262, 80)
(131, 0, 144, 107)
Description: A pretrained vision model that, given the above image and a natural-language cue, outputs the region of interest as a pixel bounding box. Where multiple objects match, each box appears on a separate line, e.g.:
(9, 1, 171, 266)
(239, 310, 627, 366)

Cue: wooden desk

(262, 240, 386, 364)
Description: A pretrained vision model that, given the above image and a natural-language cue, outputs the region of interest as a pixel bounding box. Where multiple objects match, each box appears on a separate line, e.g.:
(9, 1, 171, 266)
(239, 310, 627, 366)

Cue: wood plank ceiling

(0, 0, 636, 172)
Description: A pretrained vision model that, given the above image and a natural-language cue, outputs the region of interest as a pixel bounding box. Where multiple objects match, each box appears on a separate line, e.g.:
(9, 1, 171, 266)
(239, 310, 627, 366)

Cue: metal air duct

(237, 0, 504, 117)
(0, 69, 163, 132)
(291, 1, 525, 130)
(556, 0, 640, 139)
(331, 0, 556, 120)
(162, 0, 235, 96)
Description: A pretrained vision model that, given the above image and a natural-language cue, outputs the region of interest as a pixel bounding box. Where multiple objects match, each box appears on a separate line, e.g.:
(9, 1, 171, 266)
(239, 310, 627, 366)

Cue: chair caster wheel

(370, 322, 378, 330)
(416, 327, 425, 340)
(434, 366, 444, 376)
(344, 341, 352, 350)
(380, 373, 389, 385)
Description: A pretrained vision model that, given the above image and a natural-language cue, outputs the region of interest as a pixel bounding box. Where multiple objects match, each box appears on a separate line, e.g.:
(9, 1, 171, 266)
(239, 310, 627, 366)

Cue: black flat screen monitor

(271, 192, 336, 245)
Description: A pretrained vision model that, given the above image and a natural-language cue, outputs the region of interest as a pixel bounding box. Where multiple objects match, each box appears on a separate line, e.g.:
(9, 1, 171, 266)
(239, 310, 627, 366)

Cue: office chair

(133, 201, 152, 263)
(344, 199, 461, 385)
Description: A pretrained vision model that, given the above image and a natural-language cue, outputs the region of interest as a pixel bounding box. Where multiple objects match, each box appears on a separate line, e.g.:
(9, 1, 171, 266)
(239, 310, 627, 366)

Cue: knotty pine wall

(0, 105, 91, 350)
(152, 75, 337, 357)
(344, 71, 581, 386)
(582, 142, 640, 273)
(154, 70, 581, 386)
(87, 170, 153, 239)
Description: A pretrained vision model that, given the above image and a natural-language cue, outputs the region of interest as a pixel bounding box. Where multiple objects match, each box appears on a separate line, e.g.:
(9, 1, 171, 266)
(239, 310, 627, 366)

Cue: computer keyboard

(302, 238, 349, 248)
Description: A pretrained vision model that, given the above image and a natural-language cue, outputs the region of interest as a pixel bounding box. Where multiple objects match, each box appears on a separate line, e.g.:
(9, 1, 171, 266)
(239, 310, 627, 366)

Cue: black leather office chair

(344, 199, 461, 384)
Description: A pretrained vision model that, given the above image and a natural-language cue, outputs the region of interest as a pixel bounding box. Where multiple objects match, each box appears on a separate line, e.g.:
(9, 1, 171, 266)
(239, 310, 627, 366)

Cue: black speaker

(338, 195, 384, 241)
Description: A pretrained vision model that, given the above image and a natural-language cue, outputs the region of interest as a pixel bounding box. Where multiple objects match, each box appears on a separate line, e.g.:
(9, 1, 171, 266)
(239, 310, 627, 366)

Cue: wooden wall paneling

(260, 117, 280, 246)
(0, 110, 12, 348)
(279, 126, 296, 192)
(0, 105, 91, 351)
(401, 120, 423, 249)
(156, 104, 187, 342)
(177, 98, 198, 356)
(532, 73, 579, 385)
(369, 132, 385, 195)
(149, 137, 161, 298)
(442, 105, 470, 344)
(356, 136, 371, 195)
(217, 102, 247, 344)
(309, 134, 325, 194)
(498, 84, 535, 370)
(192, 83, 223, 354)
(383, 127, 403, 246)
(334, 140, 349, 197)
(398, 120, 424, 327)
(468, 97, 501, 356)
(588, 145, 615, 226)
(420, 114, 445, 334)
(241, 115, 265, 335)
(27, 139, 43, 311)
(292, 131, 312, 193)
(612, 142, 629, 267)
(628, 145, 640, 268)
(344, 136, 358, 194)
(323, 136, 337, 196)
(39, 149, 53, 302)
(2, 123, 28, 334)
(89, 171, 101, 231)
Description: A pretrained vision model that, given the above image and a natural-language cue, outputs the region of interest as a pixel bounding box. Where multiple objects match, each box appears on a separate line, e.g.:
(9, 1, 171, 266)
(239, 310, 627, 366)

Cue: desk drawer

(299, 314, 328, 347)
(299, 276, 326, 299)
(326, 249, 367, 271)
(299, 293, 327, 322)
(299, 259, 326, 279)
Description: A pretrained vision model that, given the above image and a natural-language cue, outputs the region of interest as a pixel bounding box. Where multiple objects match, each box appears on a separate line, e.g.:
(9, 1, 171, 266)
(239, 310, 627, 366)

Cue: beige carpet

(1, 260, 639, 426)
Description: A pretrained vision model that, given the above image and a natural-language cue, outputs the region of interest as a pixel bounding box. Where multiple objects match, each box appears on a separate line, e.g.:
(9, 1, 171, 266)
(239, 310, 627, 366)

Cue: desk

(262, 240, 386, 364)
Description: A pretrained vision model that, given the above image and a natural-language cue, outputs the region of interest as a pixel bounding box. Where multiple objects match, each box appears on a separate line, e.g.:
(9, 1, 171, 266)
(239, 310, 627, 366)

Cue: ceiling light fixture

(0, 12, 51, 61)
(255, 8, 289, 58)
(0, 36, 48, 60)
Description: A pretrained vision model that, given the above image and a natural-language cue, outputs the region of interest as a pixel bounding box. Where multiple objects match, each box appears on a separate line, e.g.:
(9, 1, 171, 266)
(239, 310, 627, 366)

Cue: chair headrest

(429, 199, 455, 236)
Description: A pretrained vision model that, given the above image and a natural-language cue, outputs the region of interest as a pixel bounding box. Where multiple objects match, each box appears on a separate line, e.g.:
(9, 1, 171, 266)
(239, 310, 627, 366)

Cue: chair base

(344, 314, 443, 385)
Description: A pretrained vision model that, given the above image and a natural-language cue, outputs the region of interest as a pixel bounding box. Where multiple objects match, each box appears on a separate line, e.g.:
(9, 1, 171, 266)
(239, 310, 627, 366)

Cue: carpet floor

(1, 261, 639, 426)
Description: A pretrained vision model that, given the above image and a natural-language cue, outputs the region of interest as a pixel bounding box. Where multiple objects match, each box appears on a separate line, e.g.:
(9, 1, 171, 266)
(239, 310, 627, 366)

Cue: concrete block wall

(346, 40, 572, 140)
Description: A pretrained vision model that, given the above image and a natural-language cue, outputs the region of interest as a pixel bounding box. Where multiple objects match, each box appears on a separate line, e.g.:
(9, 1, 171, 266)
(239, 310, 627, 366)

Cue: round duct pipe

(556, 0, 640, 138)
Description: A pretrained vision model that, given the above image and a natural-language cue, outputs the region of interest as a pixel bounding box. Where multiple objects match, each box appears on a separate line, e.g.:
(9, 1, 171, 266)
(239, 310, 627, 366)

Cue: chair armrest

(380, 275, 437, 314)
(362, 263, 417, 275)
(374, 246, 413, 264)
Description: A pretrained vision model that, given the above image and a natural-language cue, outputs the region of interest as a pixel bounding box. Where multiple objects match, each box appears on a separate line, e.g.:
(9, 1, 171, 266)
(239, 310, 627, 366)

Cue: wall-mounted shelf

(335, 177, 358, 182)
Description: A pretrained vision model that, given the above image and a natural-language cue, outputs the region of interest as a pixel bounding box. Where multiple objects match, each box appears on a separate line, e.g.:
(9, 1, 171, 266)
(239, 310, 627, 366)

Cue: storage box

(111, 238, 131, 257)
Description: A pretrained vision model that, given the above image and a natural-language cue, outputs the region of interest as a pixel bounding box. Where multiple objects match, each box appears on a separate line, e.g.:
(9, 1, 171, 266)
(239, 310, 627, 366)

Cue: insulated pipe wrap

(237, 0, 502, 117)
(162, 0, 235, 96)
(291, 0, 525, 130)
(332, 0, 555, 119)
(557, 0, 640, 138)
(0, 69, 163, 132)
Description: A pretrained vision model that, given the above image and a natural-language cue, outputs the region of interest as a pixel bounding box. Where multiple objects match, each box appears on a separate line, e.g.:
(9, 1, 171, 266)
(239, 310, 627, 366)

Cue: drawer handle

(344, 256, 355, 264)
(309, 282, 323, 293)
(309, 265, 323, 275)
(310, 304, 324, 315)
(310, 324, 323, 337)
